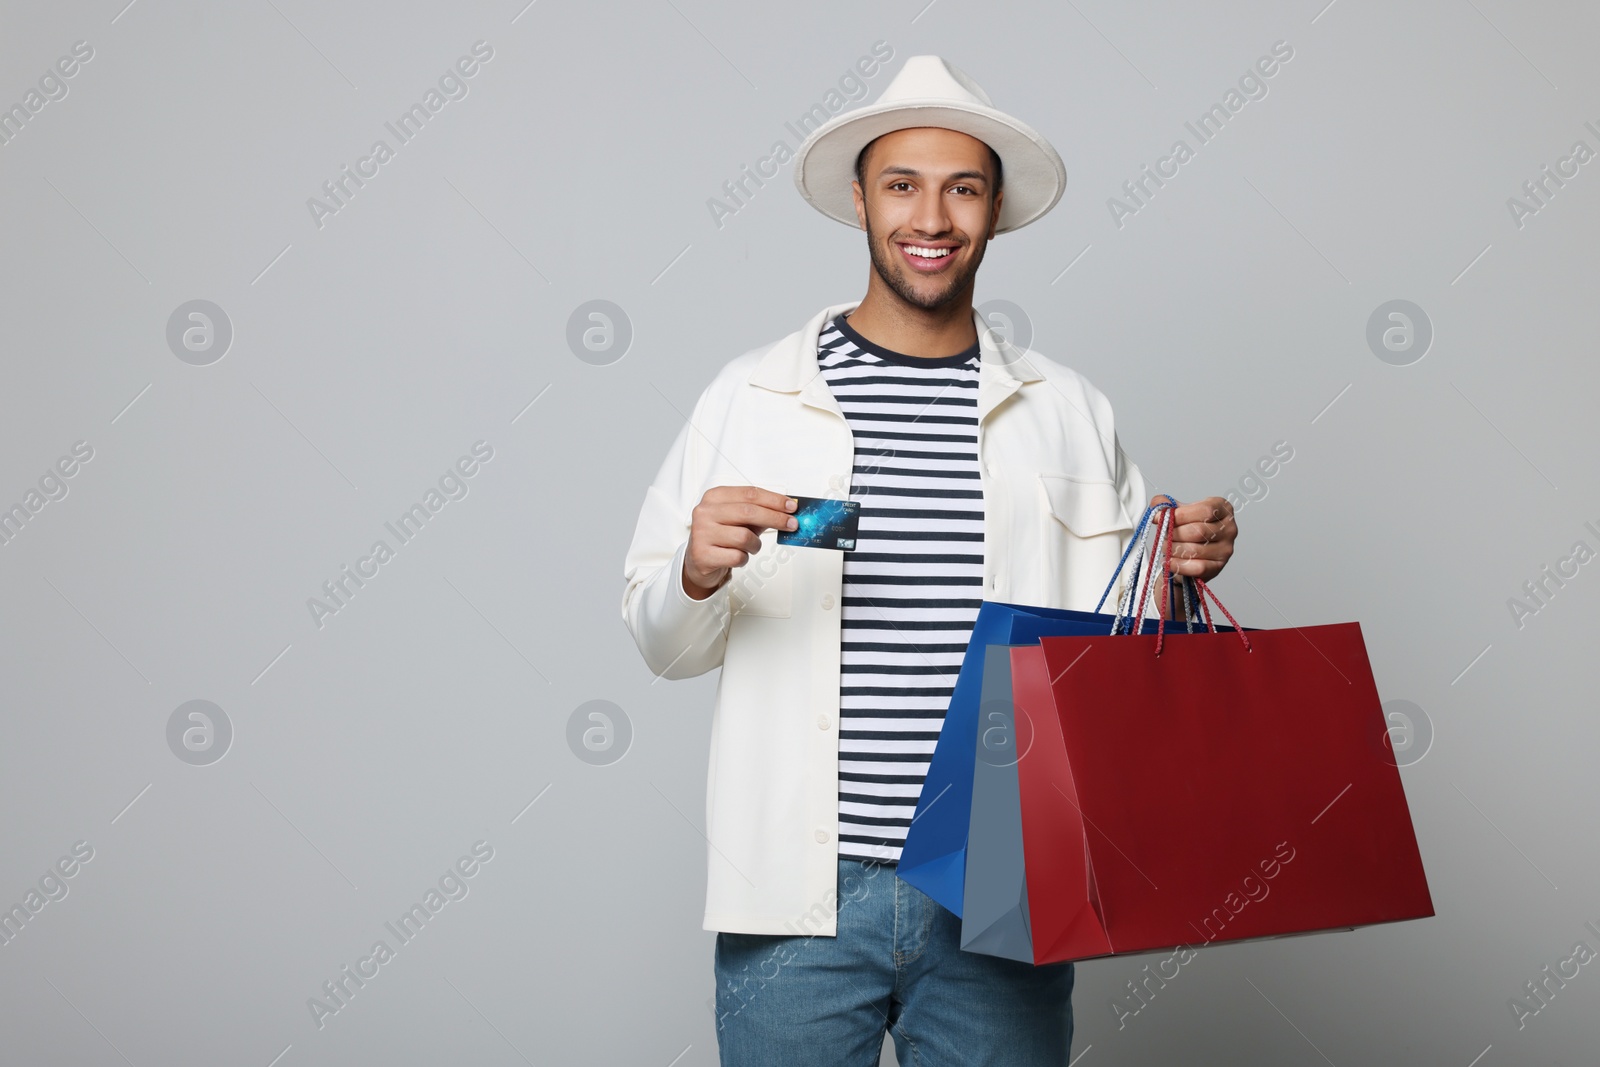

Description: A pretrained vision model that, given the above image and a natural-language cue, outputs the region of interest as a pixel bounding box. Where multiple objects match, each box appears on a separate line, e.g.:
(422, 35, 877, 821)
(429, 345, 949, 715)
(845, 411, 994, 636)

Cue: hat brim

(792, 100, 1067, 235)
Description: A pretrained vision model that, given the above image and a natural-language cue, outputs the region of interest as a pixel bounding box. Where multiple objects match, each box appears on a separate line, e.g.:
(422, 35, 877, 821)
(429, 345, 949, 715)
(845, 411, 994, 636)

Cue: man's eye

(889, 181, 912, 191)
(952, 185, 976, 195)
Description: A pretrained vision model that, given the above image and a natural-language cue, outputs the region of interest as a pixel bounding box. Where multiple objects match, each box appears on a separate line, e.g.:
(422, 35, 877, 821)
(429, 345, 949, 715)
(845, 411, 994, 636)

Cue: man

(621, 55, 1238, 1065)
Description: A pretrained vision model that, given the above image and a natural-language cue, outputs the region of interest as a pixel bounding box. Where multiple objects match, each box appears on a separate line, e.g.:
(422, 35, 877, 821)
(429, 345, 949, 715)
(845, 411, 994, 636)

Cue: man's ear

(987, 186, 1004, 239)
(851, 180, 868, 230)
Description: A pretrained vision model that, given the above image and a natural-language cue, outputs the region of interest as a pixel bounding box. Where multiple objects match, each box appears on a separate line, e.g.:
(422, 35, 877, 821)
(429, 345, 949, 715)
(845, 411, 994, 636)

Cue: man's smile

(896, 240, 961, 272)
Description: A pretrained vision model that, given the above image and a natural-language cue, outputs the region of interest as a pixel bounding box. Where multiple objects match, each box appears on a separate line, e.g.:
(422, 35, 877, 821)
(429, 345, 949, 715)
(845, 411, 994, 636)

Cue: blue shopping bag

(897, 498, 1231, 919)
(896, 602, 1116, 916)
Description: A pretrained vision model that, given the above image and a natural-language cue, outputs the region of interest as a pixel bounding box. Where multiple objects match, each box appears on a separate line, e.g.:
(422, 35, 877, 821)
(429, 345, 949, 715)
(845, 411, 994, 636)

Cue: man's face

(851, 127, 1003, 312)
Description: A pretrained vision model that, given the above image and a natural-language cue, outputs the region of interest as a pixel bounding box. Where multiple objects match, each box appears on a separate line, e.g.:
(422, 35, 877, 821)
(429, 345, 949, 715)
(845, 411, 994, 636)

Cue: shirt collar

(747, 301, 1045, 394)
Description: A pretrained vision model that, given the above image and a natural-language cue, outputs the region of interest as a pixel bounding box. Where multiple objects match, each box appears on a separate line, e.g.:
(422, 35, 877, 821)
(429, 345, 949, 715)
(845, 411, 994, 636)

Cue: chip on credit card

(776, 495, 860, 550)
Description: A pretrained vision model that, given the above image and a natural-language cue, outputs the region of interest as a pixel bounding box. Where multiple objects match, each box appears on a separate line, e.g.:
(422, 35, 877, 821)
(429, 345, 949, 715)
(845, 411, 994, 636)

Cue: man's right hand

(681, 486, 798, 600)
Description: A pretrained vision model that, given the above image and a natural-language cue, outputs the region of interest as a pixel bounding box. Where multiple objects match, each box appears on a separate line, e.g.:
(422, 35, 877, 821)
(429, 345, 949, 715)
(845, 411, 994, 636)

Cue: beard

(863, 211, 988, 312)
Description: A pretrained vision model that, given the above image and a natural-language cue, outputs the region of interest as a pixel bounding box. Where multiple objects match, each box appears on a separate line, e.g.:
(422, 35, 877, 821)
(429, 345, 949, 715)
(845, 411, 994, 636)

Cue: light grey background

(1, 0, 1595, 1063)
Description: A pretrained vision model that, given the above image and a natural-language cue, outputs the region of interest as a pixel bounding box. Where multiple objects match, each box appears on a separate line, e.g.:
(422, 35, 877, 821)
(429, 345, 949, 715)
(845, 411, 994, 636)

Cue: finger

(703, 524, 767, 558)
(1168, 497, 1228, 526)
(1167, 540, 1230, 561)
(710, 486, 796, 531)
(1168, 518, 1236, 544)
(1147, 493, 1187, 514)
(1169, 506, 1235, 552)
(696, 544, 754, 572)
(710, 497, 800, 534)
(710, 484, 797, 514)
(1164, 556, 1223, 579)
(696, 545, 743, 570)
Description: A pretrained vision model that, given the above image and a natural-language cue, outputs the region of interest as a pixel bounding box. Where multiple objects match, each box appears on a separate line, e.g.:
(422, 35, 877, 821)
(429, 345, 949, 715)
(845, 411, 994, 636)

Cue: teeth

(904, 245, 952, 259)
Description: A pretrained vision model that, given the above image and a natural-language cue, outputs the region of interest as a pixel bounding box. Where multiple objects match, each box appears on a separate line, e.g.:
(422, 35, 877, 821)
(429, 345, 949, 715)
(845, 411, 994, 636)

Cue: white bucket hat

(792, 55, 1067, 235)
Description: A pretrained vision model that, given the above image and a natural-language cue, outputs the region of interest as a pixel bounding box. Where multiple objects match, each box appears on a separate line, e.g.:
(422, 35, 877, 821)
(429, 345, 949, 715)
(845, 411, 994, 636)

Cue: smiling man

(622, 55, 1238, 1065)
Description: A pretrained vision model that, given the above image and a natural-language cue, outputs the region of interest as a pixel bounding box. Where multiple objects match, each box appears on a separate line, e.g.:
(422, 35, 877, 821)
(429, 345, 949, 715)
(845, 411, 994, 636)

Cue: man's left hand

(1150, 495, 1236, 581)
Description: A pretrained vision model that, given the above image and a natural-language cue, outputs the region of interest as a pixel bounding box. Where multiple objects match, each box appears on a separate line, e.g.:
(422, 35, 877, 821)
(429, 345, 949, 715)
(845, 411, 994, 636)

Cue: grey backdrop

(2, 0, 1596, 1064)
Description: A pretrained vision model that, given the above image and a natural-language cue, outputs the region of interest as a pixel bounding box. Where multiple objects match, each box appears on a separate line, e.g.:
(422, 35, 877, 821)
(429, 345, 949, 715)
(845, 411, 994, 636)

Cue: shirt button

(815, 829, 830, 843)
(817, 715, 832, 730)
(821, 593, 835, 609)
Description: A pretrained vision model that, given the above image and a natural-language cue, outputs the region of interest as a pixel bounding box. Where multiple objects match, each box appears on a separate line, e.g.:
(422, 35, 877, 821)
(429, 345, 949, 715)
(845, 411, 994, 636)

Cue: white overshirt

(621, 300, 1149, 935)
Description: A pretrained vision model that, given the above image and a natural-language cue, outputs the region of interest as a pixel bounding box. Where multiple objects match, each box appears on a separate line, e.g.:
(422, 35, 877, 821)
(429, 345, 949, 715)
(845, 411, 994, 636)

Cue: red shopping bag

(1011, 504, 1434, 965)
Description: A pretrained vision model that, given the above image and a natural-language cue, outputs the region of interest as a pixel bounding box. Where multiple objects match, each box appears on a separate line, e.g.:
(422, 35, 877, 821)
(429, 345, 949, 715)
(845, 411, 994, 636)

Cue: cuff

(671, 537, 731, 611)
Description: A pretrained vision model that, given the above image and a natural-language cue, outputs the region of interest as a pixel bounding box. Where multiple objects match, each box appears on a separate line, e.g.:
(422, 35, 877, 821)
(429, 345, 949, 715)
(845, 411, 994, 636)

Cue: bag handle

(1099, 496, 1202, 635)
(1098, 497, 1251, 656)
(1151, 505, 1251, 656)
(1120, 499, 1198, 635)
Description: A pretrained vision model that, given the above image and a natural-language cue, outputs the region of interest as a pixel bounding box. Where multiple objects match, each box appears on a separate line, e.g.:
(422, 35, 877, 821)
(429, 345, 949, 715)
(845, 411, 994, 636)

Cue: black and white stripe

(818, 314, 985, 865)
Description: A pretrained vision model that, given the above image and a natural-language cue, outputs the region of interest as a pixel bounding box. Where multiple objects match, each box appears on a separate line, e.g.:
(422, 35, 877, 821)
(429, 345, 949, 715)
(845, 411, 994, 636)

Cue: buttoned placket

(977, 415, 1001, 599)
(797, 373, 856, 859)
(974, 352, 1026, 602)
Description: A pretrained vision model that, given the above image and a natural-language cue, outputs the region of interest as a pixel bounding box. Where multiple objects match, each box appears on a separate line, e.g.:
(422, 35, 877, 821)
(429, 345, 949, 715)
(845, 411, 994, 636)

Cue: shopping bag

(1011, 503, 1435, 964)
(958, 643, 1035, 961)
(955, 503, 1239, 953)
(899, 497, 1231, 918)
(895, 603, 1124, 917)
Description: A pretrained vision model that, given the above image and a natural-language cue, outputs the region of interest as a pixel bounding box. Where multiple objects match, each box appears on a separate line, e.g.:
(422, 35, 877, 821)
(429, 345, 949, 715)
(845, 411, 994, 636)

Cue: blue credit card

(776, 495, 860, 550)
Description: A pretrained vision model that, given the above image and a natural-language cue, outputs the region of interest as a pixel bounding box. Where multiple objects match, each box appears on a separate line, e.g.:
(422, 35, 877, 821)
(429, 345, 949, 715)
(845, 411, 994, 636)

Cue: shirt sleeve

(620, 387, 735, 680)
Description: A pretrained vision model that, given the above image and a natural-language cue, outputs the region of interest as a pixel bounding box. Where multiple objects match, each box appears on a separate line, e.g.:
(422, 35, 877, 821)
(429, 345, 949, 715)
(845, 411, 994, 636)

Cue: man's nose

(910, 188, 951, 235)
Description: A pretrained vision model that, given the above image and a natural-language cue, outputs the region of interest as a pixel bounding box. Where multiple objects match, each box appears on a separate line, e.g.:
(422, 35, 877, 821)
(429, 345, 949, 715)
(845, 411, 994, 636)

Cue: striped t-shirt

(818, 314, 985, 865)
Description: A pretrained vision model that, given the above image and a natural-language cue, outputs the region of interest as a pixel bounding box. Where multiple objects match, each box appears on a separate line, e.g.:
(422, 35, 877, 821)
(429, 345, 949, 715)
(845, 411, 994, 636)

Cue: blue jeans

(713, 857, 1075, 1065)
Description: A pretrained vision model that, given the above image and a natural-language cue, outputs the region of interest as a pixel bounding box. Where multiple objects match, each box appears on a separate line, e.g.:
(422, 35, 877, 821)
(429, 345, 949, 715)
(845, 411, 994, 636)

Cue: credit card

(776, 495, 859, 550)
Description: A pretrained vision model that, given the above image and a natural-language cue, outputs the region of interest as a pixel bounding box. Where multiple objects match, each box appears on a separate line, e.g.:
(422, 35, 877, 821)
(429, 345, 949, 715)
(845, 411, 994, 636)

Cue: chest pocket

(1036, 472, 1137, 606)
(727, 527, 794, 619)
(1038, 473, 1134, 538)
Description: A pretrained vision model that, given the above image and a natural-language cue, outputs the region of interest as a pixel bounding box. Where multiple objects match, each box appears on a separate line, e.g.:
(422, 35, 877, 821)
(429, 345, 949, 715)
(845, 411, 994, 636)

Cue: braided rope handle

(1099, 496, 1202, 635)
(1094, 496, 1252, 656)
(1153, 505, 1251, 656)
